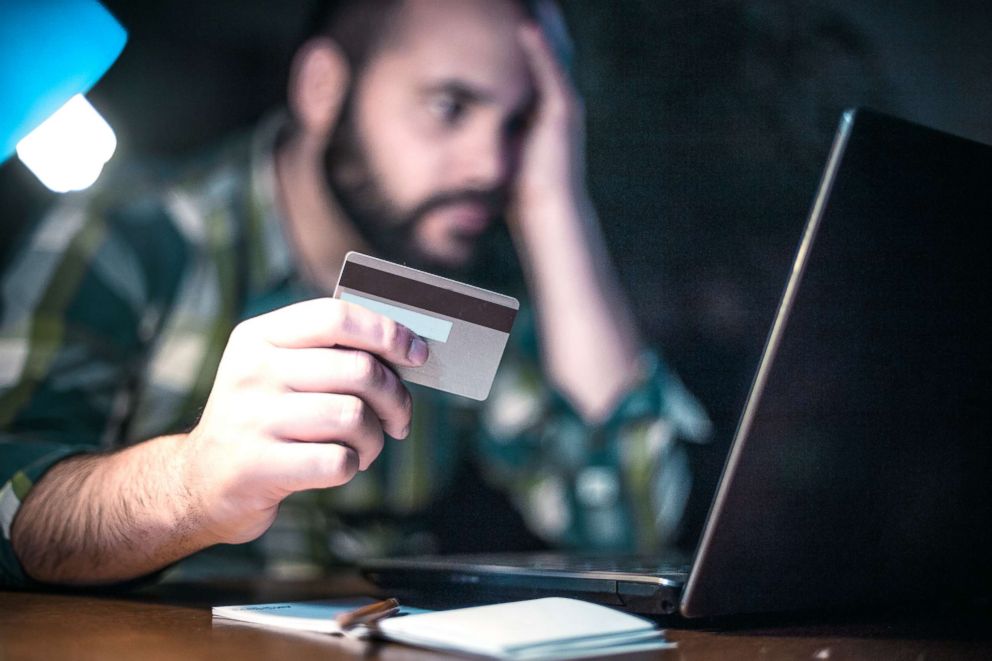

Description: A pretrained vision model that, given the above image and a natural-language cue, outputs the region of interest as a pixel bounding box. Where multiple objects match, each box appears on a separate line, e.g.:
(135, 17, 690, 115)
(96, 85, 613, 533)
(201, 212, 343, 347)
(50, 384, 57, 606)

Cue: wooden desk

(2, 576, 990, 660)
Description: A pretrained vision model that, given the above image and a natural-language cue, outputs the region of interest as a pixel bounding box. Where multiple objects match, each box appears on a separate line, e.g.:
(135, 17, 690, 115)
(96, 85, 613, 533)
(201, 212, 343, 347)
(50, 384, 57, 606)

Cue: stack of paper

(376, 597, 673, 659)
(213, 597, 675, 659)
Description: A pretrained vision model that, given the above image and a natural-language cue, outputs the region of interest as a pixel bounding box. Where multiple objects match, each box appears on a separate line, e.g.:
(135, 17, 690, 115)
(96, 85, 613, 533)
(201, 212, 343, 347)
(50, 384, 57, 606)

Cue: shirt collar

(246, 111, 297, 293)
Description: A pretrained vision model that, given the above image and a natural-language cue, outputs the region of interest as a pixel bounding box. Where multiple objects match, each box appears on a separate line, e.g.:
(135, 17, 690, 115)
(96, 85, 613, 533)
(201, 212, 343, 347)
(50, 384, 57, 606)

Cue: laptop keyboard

(433, 552, 691, 576)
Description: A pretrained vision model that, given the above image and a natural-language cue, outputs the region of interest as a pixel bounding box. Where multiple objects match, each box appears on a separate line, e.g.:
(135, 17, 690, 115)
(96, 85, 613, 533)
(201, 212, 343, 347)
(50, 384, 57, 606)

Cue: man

(0, 0, 708, 586)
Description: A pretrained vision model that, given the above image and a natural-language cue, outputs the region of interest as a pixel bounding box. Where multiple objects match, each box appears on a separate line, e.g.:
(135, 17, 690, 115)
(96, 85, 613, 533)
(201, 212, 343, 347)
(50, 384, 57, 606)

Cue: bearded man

(0, 0, 708, 587)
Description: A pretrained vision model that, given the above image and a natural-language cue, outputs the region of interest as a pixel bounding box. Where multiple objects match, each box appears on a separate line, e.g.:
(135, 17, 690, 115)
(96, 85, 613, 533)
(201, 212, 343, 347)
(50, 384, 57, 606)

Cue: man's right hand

(183, 297, 428, 546)
(12, 298, 426, 585)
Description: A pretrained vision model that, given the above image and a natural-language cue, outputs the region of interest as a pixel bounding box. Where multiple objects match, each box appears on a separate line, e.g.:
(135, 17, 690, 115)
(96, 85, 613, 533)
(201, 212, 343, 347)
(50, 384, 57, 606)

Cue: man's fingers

(275, 347, 413, 439)
(534, 0, 574, 61)
(242, 298, 429, 367)
(518, 23, 572, 108)
(267, 392, 386, 471)
(259, 441, 361, 492)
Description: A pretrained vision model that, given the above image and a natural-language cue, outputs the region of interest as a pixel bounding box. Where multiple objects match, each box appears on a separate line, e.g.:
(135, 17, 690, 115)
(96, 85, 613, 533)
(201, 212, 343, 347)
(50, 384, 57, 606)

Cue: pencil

(335, 598, 401, 628)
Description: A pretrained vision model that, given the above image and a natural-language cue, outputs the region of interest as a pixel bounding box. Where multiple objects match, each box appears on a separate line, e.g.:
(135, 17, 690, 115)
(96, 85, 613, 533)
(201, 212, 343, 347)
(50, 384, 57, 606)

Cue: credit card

(333, 252, 519, 401)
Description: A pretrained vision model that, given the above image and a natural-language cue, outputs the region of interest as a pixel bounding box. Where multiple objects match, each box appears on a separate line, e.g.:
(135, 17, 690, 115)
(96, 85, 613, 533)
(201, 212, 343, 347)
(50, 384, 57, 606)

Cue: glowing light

(15, 94, 117, 193)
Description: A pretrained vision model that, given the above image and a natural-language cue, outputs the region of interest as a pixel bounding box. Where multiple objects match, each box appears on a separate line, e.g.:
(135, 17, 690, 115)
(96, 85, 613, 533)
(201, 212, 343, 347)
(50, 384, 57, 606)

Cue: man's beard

(323, 97, 508, 276)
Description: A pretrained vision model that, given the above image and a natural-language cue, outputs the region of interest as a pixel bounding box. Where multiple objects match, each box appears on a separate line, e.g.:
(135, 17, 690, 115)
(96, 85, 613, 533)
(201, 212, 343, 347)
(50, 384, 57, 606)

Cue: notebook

(212, 597, 675, 659)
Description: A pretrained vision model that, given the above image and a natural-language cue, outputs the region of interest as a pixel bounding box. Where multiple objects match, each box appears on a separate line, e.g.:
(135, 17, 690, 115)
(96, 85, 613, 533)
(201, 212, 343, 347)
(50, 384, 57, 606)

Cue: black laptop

(361, 108, 992, 618)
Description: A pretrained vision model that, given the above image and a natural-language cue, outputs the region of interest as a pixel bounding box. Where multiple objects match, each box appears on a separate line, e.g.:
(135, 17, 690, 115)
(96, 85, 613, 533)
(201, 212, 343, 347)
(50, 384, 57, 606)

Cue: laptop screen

(684, 108, 992, 617)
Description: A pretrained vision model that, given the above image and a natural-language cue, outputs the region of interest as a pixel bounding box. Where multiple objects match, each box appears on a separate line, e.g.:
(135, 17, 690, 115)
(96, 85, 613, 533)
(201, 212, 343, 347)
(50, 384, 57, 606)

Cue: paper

(212, 596, 675, 659)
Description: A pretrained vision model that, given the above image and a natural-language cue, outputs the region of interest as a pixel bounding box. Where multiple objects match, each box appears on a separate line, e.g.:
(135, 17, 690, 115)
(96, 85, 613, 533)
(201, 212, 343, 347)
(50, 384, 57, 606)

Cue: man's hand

(183, 298, 427, 545)
(507, 6, 646, 422)
(514, 9, 587, 213)
(11, 298, 426, 584)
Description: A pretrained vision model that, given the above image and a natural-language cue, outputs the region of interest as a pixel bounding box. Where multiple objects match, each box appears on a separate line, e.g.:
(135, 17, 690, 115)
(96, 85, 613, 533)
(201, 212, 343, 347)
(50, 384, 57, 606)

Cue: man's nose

(457, 129, 510, 190)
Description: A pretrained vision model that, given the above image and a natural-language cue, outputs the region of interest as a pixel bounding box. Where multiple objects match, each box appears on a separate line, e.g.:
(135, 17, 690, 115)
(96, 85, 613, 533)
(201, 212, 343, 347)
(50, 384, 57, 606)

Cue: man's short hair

(303, 0, 547, 73)
(303, 0, 402, 73)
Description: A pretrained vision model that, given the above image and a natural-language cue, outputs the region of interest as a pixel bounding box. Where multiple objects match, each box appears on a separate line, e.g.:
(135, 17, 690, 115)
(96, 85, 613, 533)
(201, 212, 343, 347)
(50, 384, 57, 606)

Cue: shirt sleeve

(0, 191, 183, 586)
(0, 443, 91, 586)
(476, 307, 711, 553)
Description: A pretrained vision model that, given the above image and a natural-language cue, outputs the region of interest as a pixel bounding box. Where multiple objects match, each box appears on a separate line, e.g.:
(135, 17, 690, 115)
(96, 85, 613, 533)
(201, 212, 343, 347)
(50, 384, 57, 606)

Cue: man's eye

(429, 94, 466, 125)
(504, 112, 529, 140)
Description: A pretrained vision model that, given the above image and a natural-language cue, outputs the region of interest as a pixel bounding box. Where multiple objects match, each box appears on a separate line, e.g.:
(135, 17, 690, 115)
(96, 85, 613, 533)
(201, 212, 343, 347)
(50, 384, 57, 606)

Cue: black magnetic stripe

(339, 262, 516, 332)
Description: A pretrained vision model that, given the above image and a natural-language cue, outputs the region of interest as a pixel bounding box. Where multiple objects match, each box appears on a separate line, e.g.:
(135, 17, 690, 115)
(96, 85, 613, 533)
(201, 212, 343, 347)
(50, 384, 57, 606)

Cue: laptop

(361, 108, 992, 618)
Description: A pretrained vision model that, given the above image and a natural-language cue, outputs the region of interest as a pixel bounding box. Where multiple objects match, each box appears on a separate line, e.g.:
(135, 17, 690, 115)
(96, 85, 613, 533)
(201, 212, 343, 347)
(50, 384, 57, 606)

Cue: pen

(335, 598, 401, 629)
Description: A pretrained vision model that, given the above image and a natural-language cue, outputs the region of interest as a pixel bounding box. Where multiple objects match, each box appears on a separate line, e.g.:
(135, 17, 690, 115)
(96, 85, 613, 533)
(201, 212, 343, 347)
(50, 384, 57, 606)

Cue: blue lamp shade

(0, 0, 127, 162)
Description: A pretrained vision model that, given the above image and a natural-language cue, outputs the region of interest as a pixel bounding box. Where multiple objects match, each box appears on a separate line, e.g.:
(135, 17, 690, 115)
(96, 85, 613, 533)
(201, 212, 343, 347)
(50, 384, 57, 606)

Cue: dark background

(2, 0, 990, 547)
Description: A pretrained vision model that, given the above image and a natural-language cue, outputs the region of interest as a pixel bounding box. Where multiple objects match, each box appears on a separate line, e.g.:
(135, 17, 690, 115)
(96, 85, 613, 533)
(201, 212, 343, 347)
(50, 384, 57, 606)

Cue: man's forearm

(513, 21, 646, 423)
(10, 434, 212, 585)
(517, 192, 644, 422)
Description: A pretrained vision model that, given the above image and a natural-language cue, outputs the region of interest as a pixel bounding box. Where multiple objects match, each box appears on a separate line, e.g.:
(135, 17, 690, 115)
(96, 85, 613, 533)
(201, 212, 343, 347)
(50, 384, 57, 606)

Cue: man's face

(325, 0, 534, 270)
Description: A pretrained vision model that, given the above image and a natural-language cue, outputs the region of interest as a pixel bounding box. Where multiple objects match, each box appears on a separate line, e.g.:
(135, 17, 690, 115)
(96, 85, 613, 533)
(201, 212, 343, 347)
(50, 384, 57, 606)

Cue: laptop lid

(681, 108, 992, 618)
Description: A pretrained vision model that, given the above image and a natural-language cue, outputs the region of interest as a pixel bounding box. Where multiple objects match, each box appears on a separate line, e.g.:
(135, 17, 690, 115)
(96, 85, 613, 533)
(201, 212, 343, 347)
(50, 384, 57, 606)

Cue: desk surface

(2, 576, 990, 660)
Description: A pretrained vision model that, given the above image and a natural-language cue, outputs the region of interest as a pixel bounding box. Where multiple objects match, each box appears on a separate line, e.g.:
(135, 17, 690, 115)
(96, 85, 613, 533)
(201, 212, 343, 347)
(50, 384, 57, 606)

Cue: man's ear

(287, 37, 350, 141)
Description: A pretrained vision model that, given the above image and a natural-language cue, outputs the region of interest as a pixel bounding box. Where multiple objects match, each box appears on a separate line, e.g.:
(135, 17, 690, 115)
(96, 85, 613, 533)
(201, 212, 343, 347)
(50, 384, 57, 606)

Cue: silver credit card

(333, 252, 519, 400)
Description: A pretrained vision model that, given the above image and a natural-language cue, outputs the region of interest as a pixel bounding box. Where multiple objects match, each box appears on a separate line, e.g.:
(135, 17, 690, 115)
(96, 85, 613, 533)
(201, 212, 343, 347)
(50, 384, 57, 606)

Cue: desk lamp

(0, 0, 127, 193)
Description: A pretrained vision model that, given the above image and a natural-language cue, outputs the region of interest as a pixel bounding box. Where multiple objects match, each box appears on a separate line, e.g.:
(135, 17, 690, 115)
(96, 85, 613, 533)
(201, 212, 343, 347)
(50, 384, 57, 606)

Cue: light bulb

(15, 94, 117, 193)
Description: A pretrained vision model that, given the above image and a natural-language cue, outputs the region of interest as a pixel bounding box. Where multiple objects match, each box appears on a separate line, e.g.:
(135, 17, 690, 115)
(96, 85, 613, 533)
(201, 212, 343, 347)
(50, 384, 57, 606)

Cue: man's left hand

(514, 9, 588, 215)
(506, 5, 645, 422)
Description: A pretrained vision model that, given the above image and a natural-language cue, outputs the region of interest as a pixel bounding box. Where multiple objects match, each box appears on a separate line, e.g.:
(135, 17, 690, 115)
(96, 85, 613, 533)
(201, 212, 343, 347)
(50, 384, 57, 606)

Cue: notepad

(377, 597, 674, 659)
(212, 597, 675, 659)
(211, 597, 430, 636)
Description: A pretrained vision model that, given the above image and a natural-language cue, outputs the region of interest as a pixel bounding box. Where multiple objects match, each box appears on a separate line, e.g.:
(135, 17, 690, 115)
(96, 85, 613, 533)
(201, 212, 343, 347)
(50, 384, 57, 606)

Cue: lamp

(0, 0, 127, 193)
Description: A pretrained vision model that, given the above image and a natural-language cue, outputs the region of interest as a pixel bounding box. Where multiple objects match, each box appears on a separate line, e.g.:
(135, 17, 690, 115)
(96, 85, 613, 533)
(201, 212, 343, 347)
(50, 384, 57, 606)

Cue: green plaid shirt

(0, 115, 710, 586)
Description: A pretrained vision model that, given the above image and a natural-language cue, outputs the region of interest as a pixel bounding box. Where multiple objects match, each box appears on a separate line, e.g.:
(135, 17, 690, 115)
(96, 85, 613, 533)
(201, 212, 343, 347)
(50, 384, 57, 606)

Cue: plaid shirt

(0, 115, 710, 586)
